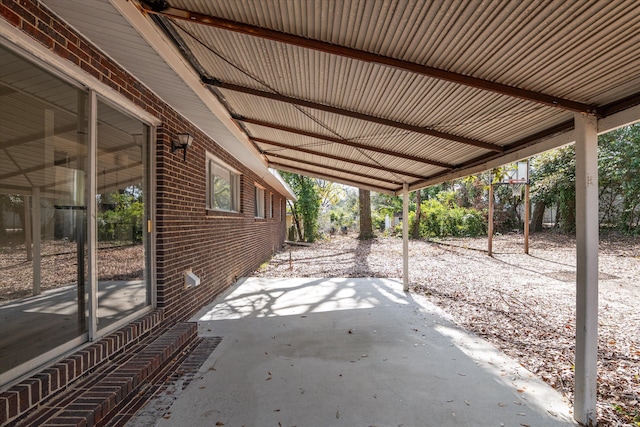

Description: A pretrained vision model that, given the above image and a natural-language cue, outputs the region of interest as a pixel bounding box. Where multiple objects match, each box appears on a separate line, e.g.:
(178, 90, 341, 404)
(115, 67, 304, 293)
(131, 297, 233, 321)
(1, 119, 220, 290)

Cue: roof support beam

(143, 2, 598, 115)
(204, 78, 503, 152)
(264, 152, 402, 186)
(234, 116, 453, 169)
(269, 162, 395, 195)
(254, 137, 428, 180)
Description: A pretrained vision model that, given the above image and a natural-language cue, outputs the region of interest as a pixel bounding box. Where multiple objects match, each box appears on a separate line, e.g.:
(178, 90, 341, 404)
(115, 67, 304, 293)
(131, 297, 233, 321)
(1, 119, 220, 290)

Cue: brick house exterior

(0, 1, 289, 424)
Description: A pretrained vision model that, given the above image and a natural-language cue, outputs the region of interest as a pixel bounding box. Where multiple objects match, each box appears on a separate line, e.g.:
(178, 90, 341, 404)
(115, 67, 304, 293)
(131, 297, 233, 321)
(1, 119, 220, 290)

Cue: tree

(412, 190, 421, 238)
(530, 146, 576, 232)
(528, 123, 640, 234)
(598, 124, 640, 231)
(358, 188, 374, 239)
(280, 172, 321, 242)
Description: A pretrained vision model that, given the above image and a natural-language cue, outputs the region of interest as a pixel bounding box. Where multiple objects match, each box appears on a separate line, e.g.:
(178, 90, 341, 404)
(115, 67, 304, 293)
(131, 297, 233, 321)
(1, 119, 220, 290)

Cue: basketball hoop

(508, 179, 526, 198)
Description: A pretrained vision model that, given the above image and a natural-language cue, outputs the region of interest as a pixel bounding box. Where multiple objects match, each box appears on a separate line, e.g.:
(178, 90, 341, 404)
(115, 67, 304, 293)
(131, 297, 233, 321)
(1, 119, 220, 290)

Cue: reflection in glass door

(0, 45, 88, 378)
(96, 100, 149, 329)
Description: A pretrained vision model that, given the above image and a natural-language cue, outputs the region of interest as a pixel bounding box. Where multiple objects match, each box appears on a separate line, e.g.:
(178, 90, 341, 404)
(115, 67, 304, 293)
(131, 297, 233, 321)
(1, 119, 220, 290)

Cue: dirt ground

(0, 236, 144, 303)
(254, 231, 640, 426)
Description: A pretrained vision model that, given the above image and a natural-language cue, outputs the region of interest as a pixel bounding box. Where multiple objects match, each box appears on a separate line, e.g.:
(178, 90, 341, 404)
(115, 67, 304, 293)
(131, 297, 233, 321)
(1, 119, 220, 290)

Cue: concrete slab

(156, 277, 577, 427)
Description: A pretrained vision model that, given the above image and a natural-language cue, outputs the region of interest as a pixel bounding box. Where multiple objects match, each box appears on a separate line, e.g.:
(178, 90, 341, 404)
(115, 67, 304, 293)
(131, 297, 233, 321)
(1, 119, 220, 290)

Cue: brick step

(17, 323, 197, 427)
(105, 337, 222, 427)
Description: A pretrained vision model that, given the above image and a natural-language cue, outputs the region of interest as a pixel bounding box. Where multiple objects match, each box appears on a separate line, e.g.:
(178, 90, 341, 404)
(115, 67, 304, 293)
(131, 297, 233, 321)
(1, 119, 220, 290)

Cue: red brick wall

(0, 0, 287, 420)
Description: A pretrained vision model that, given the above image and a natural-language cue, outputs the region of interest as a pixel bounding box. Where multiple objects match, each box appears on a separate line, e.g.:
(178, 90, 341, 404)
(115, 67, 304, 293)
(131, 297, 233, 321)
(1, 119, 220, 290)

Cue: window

(255, 185, 265, 218)
(268, 193, 274, 218)
(207, 155, 240, 212)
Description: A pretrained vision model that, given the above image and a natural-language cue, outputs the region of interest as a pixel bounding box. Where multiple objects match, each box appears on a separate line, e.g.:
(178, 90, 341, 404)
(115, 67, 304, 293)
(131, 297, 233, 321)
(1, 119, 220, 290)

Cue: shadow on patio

(143, 277, 577, 427)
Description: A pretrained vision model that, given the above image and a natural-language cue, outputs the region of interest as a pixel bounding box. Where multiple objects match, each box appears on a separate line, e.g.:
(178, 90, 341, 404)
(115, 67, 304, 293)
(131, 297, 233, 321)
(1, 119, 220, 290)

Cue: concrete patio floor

(153, 277, 577, 426)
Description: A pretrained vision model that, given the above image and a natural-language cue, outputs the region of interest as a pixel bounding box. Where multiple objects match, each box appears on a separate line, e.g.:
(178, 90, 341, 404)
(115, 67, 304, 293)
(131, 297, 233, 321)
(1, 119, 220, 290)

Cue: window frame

(255, 184, 265, 218)
(206, 154, 241, 213)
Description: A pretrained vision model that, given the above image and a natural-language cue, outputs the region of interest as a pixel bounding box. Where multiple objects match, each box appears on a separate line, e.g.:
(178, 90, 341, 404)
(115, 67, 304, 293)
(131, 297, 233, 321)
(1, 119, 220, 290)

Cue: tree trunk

(412, 190, 421, 238)
(288, 200, 303, 241)
(358, 189, 374, 239)
(531, 200, 546, 232)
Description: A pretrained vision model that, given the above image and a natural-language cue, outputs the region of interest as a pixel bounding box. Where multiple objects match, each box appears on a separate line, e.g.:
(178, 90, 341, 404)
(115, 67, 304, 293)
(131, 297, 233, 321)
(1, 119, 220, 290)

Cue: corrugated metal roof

(43, 0, 640, 194)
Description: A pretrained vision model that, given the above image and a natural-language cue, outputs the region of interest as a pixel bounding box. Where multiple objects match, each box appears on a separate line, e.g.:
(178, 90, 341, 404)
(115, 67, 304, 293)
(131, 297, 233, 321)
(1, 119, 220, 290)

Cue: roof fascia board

(142, 2, 597, 115)
(598, 102, 640, 134)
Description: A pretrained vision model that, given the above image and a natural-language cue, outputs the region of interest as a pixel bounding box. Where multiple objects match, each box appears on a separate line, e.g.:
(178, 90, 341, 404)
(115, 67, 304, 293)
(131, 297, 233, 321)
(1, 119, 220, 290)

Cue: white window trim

(207, 153, 241, 212)
(255, 184, 265, 218)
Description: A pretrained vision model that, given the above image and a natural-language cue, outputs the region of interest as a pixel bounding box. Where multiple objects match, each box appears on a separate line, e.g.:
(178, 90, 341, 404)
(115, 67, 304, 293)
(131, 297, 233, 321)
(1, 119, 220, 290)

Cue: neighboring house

(0, 1, 294, 423)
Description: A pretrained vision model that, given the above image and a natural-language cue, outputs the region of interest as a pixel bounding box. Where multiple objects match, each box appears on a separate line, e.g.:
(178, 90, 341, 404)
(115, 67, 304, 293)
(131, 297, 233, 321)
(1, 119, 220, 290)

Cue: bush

(415, 197, 486, 238)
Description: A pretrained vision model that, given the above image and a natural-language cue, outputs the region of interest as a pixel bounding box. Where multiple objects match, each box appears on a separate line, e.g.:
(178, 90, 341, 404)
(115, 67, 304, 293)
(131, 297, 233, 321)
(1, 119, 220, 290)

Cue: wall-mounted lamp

(172, 133, 193, 161)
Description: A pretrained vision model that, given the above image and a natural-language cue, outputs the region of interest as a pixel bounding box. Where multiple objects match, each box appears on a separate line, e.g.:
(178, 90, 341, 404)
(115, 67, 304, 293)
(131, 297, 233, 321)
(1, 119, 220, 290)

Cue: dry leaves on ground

(255, 231, 640, 426)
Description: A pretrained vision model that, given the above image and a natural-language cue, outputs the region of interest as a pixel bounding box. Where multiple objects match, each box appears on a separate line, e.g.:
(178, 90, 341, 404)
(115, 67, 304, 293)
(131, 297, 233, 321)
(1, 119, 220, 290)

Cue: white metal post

(402, 183, 409, 291)
(488, 175, 494, 257)
(574, 112, 599, 426)
(32, 187, 41, 296)
(24, 194, 32, 262)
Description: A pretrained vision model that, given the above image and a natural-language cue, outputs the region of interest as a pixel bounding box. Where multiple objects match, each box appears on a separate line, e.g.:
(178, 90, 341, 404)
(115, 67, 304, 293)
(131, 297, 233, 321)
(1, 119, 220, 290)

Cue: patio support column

(574, 112, 599, 427)
(402, 182, 409, 291)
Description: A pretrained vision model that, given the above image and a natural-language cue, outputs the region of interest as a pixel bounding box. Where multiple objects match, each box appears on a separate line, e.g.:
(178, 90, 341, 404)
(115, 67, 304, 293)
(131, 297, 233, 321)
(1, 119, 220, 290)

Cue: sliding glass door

(0, 44, 152, 386)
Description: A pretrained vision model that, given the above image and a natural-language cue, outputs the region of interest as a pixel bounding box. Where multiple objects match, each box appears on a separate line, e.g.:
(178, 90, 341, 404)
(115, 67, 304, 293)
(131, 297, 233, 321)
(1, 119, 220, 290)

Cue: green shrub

(416, 197, 486, 238)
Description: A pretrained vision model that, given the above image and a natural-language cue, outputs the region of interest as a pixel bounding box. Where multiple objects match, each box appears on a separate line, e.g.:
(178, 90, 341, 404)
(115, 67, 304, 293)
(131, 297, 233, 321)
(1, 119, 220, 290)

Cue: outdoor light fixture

(172, 133, 193, 161)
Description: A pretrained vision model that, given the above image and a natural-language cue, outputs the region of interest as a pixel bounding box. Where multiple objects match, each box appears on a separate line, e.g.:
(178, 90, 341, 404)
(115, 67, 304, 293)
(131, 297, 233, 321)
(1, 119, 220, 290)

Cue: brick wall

(0, 0, 287, 422)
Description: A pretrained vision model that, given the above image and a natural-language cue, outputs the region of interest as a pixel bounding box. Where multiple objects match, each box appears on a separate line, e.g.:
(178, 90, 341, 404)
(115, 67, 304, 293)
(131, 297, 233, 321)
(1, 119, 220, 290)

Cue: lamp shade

(177, 133, 193, 147)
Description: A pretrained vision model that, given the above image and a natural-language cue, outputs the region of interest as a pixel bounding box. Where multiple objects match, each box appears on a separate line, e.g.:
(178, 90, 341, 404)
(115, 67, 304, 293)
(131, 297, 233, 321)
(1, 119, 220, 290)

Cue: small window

(268, 193, 274, 218)
(207, 155, 240, 212)
(255, 185, 265, 218)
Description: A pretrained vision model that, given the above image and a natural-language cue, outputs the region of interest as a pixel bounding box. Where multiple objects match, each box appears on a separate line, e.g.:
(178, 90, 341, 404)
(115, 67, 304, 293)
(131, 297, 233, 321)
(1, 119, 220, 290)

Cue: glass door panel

(96, 100, 149, 329)
(0, 45, 88, 375)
